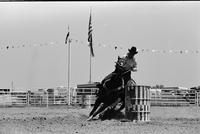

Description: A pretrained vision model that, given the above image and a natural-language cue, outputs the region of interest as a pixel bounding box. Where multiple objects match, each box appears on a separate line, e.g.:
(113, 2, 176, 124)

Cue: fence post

(198, 92, 200, 107)
(53, 91, 55, 105)
(175, 91, 177, 107)
(46, 91, 48, 108)
(27, 92, 29, 106)
(68, 88, 71, 105)
(155, 90, 156, 106)
(2, 91, 5, 108)
(197, 92, 199, 107)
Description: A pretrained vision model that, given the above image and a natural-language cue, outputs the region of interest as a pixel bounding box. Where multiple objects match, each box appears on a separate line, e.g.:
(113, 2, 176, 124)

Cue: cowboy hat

(127, 46, 138, 58)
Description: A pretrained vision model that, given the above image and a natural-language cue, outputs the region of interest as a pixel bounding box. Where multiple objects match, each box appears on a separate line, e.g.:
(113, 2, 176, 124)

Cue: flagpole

(67, 39, 71, 105)
(88, 8, 93, 84)
(89, 48, 92, 83)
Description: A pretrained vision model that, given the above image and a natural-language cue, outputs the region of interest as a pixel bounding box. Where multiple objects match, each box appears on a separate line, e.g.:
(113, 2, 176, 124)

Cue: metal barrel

(72, 88, 98, 108)
(82, 95, 96, 109)
(125, 84, 151, 121)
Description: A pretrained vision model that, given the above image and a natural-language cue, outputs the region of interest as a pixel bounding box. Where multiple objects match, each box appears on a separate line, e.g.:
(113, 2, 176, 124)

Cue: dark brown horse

(87, 46, 138, 121)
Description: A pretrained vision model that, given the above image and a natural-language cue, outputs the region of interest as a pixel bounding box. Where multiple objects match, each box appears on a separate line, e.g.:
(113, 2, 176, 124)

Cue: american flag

(88, 12, 94, 57)
(65, 26, 70, 44)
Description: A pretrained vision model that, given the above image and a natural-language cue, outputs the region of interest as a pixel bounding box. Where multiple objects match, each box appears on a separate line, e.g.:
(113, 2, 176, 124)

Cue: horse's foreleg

(91, 103, 106, 118)
(87, 103, 106, 121)
(89, 98, 102, 116)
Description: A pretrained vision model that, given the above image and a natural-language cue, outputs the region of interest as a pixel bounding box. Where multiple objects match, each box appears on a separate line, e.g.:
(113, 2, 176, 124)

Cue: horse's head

(115, 46, 138, 73)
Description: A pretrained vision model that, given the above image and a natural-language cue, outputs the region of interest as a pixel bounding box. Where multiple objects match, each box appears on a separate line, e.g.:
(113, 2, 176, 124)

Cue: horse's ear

(118, 56, 120, 60)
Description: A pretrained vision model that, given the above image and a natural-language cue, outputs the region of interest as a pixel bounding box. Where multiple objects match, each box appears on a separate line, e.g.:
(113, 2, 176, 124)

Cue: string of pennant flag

(0, 39, 199, 54)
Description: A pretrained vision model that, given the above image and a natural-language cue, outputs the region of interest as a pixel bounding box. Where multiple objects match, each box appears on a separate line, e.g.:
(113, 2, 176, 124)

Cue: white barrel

(125, 85, 151, 121)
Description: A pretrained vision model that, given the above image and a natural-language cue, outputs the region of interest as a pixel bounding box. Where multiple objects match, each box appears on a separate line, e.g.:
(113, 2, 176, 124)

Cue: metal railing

(0, 89, 199, 108)
(0, 91, 68, 107)
(150, 91, 200, 107)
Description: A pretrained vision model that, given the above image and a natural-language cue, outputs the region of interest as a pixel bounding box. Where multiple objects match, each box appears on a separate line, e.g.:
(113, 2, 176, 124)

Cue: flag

(65, 26, 70, 44)
(88, 12, 94, 57)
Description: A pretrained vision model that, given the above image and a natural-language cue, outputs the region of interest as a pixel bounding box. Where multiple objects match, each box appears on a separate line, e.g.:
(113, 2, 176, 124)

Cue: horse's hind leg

(115, 100, 125, 112)
(98, 98, 122, 119)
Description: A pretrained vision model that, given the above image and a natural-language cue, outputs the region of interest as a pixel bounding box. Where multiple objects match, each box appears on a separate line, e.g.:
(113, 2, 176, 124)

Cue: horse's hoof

(98, 113, 106, 120)
(86, 116, 93, 121)
(97, 113, 102, 118)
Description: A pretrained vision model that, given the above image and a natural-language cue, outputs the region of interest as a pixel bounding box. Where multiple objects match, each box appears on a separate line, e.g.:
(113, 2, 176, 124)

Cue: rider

(99, 46, 138, 96)
(88, 46, 138, 120)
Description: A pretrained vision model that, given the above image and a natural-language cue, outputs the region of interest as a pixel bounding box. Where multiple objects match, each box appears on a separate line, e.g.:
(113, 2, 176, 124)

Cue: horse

(87, 46, 138, 121)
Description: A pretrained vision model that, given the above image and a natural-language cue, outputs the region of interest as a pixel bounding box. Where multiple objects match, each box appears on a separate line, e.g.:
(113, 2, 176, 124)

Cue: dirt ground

(0, 106, 200, 134)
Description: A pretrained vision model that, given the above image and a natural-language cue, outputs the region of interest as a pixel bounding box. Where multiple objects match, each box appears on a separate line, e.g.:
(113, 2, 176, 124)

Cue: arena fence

(0, 90, 68, 107)
(150, 89, 200, 107)
(0, 89, 199, 108)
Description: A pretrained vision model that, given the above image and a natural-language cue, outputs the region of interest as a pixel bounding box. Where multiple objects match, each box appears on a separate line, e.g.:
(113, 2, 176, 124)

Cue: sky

(0, 2, 200, 90)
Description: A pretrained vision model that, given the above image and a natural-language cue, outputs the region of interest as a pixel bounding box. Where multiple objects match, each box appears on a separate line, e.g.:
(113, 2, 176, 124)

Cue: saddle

(96, 71, 125, 97)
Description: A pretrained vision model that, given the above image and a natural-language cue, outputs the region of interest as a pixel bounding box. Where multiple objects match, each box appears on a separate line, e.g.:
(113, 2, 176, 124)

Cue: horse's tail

(96, 83, 106, 97)
(96, 83, 102, 89)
